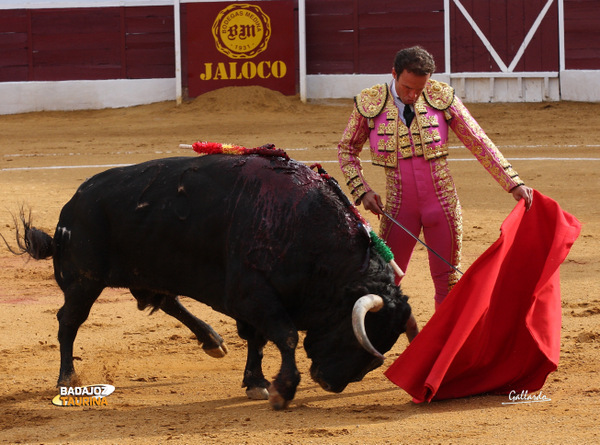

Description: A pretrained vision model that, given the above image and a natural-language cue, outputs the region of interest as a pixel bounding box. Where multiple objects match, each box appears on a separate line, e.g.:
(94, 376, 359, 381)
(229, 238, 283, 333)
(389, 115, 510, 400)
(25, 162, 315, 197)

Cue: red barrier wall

(0, 6, 174, 82)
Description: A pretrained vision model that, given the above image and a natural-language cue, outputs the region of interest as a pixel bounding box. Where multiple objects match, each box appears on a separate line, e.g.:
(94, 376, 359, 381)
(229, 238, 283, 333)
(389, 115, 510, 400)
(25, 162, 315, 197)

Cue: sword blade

(381, 210, 463, 275)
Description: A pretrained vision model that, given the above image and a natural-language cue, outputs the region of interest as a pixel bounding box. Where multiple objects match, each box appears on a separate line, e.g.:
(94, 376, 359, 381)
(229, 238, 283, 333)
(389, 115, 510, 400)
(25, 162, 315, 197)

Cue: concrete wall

(306, 73, 568, 103)
(0, 78, 175, 115)
(560, 71, 600, 102)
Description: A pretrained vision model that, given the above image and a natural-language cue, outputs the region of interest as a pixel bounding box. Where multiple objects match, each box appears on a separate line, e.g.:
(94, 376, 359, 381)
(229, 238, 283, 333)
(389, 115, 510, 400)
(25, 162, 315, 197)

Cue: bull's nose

(310, 367, 333, 392)
(313, 373, 344, 393)
(319, 381, 332, 391)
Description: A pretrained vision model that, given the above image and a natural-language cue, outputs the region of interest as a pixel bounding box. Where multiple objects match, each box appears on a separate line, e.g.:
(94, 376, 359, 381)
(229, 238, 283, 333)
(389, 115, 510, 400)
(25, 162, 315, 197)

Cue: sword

(381, 210, 463, 276)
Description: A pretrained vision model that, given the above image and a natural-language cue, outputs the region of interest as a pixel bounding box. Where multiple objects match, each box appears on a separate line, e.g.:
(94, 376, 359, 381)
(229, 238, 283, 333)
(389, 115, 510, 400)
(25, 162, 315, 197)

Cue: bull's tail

(1, 208, 54, 260)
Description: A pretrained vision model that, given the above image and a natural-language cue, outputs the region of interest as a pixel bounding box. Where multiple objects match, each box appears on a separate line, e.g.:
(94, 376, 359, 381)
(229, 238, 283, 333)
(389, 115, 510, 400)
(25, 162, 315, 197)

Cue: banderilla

(381, 210, 463, 276)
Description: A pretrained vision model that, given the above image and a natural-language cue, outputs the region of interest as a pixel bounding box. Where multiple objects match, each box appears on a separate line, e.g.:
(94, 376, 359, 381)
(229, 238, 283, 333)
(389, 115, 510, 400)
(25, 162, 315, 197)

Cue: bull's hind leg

(160, 296, 227, 357)
(56, 281, 104, 386)
(130, 290, 227, 357)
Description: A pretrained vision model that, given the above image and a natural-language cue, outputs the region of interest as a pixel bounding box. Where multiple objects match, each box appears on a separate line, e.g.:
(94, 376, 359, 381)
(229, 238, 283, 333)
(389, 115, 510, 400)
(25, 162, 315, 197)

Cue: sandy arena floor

(0, 87, 599, 444)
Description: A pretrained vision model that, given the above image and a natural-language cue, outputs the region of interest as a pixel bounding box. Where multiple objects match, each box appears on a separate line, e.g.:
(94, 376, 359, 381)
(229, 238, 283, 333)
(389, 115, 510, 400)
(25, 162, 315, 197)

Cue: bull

(10, 152, 412, 409)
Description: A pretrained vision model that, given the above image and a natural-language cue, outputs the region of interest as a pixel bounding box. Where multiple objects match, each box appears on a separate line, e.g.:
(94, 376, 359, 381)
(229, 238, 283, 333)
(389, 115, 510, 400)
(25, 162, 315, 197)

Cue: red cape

(384, 191, 581, 403)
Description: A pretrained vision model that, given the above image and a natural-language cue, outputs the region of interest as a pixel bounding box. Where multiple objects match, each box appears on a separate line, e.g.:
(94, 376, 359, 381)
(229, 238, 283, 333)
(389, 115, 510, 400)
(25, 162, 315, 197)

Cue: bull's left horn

(352, 294, 385, 361)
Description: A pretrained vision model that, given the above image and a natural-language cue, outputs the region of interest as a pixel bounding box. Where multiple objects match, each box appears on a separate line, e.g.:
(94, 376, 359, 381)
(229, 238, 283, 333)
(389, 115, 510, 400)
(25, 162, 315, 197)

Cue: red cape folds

(384, 191, 581, 403)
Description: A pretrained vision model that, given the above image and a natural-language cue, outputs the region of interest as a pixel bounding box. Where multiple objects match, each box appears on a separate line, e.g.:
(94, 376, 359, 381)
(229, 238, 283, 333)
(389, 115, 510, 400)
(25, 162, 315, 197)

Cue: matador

(338, 65, 532, 313)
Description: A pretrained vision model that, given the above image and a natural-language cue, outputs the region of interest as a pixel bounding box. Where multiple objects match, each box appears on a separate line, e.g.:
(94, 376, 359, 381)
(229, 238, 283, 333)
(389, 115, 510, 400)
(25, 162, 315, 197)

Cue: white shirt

(389, 80, 412, 126)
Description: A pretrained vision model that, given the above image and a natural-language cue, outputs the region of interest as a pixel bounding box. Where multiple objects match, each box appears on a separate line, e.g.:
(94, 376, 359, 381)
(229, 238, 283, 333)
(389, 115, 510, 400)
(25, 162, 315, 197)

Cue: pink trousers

(381, 156, 462, 305)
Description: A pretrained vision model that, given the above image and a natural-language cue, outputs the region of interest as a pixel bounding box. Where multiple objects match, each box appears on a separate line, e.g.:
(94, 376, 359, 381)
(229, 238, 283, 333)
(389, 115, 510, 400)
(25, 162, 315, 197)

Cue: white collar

(389, 80, 411, 112)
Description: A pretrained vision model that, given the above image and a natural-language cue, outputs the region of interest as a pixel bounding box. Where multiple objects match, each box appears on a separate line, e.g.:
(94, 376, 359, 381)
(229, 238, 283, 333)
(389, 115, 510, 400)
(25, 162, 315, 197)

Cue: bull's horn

(352, 294, 385, 361)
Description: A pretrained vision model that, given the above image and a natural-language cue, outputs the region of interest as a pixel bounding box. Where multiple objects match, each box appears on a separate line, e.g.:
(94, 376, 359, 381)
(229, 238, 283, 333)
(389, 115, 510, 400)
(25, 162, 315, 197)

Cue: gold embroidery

(398, 134, 412, 158)
(424, 80, 455, 110)
(430, 158, 463, 289)
(377, 138, 396, 152)
(338, 107, 371, 202)
(421, 115, 439, 128)
(422, 131, 435, 145)
(380, 168, 402, 241)
(412, 132, 423, 148)
(422, 129, 441, 145)
(347, 173, 365, 196)
(427, 142, 448, 159)
(351, 82, 457, 170)
(367, 88, 400, 167)
(371, 149, 397, 167)
(385, 121, 395, 135)
(415, 102, 427, 115)
(398, 134, 411, 148)
(342, 165, 361, 182)
(355, 84, 388, 118)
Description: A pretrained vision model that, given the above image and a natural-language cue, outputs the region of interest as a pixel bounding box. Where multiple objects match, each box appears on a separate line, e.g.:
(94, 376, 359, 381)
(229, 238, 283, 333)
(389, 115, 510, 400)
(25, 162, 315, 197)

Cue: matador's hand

(362, 190, 384, 215)
(511, 185, 533, 210)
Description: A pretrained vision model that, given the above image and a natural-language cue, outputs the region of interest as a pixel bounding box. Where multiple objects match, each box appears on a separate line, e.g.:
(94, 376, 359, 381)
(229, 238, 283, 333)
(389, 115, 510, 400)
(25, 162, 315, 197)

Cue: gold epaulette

(354, 84, 389, 118)
(423, 79, 455, 111)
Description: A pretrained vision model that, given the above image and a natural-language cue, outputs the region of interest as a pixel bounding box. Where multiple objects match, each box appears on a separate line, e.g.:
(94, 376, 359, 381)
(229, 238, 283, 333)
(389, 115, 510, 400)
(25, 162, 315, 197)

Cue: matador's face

(392, 69, 430, 105)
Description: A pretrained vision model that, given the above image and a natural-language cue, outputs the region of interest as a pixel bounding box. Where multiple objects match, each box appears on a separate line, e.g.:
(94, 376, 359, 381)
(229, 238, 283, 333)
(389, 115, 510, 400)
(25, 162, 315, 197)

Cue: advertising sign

(185, 1, 296, 97)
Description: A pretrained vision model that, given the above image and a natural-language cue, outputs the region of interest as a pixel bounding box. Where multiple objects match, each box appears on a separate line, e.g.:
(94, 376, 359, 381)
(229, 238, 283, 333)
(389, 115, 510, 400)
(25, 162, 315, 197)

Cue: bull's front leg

(232, 295, 301, 409)
(267, 326, 300, 410)
(236, 320, 270, 400)
(238, 325, 300, 409)
(239, 319, 300, 409)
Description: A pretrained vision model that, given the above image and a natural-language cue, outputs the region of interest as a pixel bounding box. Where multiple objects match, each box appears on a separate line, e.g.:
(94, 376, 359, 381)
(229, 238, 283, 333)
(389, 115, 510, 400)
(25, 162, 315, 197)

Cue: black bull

(13, 153, 412, 409)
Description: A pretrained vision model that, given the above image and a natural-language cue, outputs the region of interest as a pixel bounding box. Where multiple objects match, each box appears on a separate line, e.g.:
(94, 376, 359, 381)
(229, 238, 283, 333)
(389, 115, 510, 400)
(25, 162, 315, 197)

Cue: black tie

(403, 104, 414, 127)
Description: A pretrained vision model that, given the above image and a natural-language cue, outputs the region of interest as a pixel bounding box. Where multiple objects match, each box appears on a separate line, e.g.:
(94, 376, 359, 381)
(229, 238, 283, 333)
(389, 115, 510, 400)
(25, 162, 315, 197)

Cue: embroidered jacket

(338, 79, 525, 203)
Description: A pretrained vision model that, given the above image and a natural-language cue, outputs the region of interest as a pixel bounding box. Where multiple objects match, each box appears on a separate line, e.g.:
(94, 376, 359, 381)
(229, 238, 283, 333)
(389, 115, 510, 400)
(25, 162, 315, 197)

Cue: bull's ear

(352, 294, 385, 360)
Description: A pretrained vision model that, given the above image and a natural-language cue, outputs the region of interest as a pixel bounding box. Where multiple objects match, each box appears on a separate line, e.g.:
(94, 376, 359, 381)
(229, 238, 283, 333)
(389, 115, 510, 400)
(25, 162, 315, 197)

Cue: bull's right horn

(352, 294, 385, 361)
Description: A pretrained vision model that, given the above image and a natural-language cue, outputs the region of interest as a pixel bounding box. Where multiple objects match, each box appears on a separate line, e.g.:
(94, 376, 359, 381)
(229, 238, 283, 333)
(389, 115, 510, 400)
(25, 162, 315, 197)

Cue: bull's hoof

(246, 387, 269, 400)
(203, 343, 228, 358)
(268, 385, 290, 410)
(57, 373, 80, 388)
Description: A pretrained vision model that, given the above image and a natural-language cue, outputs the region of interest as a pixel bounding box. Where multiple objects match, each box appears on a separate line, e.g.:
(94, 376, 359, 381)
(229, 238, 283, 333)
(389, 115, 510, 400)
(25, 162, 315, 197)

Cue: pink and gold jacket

(338, 80, 525, 203)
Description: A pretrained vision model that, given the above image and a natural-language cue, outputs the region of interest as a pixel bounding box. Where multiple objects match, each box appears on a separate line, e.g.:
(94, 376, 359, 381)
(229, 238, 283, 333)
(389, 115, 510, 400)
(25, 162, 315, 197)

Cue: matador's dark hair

(393, 46, 436, 77)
